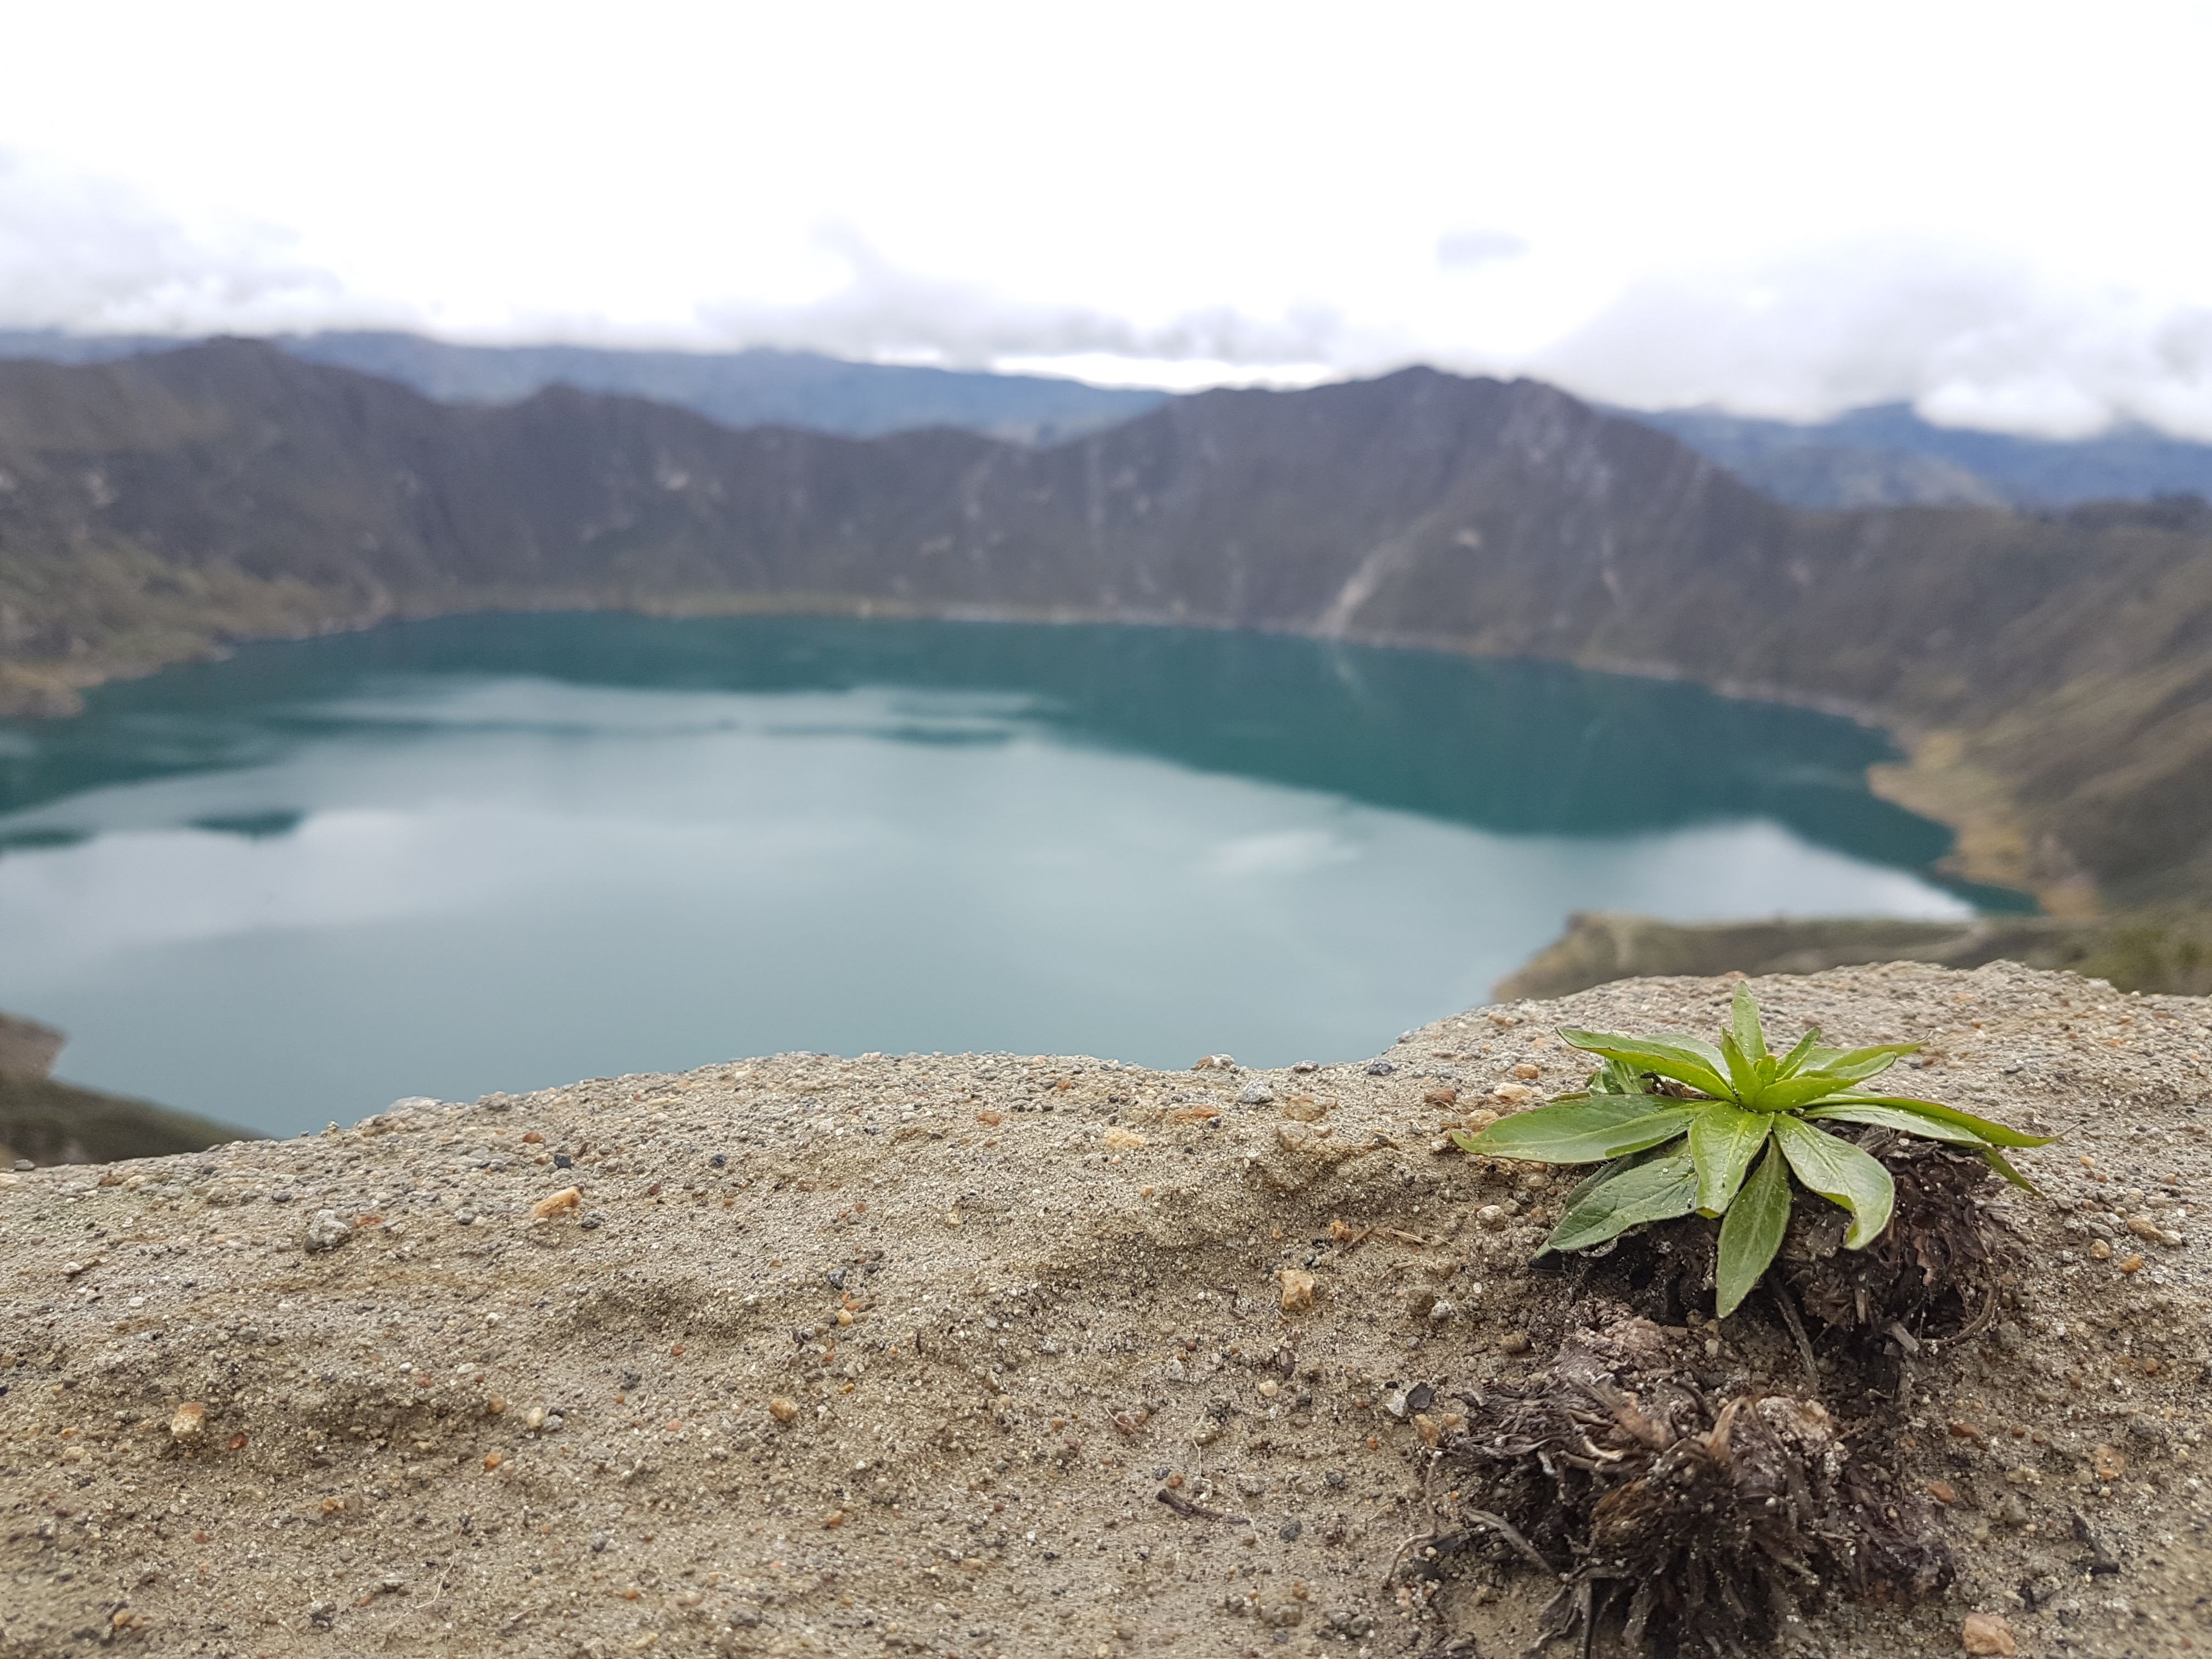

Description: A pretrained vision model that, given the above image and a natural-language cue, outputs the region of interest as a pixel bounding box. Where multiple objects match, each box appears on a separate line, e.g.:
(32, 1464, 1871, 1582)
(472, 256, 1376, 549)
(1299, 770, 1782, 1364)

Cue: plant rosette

(1453, 985, 2052, 1316)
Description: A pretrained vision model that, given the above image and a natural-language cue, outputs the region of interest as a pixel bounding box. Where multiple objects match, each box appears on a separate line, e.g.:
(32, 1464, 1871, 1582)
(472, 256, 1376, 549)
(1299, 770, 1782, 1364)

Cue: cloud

(0, 150, 347, 336)
(1531, 239, 2212, 439)
(8, 153, 2212, 443)
(1435, 229, 1528, 271)
(696, 225, 1353, 373)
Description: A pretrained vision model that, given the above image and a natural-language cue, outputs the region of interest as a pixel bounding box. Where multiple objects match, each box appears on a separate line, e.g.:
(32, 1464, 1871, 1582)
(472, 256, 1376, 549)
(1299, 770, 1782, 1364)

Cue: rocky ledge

(2, 962, 2207, 1657)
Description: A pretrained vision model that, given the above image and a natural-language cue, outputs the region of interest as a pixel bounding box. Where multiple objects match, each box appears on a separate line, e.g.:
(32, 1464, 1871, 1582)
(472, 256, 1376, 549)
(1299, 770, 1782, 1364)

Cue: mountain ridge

(2, 341, 2208, 910)
(11, 326, 2212, 507)
(1633, 400, 2212, 508)
(0, 327, 1169, 445)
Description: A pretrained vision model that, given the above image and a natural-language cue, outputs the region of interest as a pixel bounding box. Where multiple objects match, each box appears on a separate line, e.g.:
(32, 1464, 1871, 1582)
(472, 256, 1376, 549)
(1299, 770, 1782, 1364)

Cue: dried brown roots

(1423, 1311, 1950, 1655)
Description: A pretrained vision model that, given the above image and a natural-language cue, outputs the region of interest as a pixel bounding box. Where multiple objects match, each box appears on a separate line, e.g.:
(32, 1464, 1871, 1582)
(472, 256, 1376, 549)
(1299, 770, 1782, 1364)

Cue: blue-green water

(0, 614, 2010, 1134)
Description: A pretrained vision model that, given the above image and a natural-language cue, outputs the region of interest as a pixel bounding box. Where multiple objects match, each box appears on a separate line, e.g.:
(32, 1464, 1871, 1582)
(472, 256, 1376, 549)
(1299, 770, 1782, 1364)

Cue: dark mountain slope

(2, 341, 2208, 907)
(0, 328, 1167, 444)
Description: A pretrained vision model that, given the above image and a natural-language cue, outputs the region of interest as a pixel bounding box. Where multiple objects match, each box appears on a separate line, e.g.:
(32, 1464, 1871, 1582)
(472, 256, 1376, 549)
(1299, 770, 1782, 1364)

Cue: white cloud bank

(4, 0, 2212, 437)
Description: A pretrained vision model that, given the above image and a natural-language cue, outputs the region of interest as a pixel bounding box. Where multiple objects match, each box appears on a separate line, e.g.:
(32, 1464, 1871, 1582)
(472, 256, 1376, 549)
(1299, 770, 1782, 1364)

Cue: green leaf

(1539, 1150, 1699, 1254)
(1589, 1057, 1650, 1097)
(1715, 1142, 1791, 1317)
(1730, 984, 1768, 1065)
(1688, 1103, 1771, 1217)
(1828, 1094, 2053, 1148)
(1774, 1027, 1822, 1077)
(1980, 1146, 2042, 1195)
(1455, 1096, 1699, 1164)
(1771, 1115, 1895, 1249)
(1800, 1103, 1984, 1145)
(1717, 1031, 1760, 1101)
(1556, 1028, 1733, 1101)
(1753, 1073, 1880, 1112)
(1555, 1152, 1637, 1212)
(1797, 1043, 1920, 1084)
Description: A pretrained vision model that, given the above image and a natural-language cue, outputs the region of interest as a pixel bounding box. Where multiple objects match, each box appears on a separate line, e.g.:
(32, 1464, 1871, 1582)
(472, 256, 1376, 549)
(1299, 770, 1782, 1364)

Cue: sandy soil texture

(2, 961, 2207, 1657)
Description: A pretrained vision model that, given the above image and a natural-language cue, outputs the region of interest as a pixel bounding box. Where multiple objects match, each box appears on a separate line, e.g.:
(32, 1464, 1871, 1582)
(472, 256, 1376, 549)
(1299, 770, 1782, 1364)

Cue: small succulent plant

(1455, 985, 2050, 1316)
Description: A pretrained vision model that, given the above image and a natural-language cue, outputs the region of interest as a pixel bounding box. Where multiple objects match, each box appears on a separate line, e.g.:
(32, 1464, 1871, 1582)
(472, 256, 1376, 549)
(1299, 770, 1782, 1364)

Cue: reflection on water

(0, 614, 2008, 1132)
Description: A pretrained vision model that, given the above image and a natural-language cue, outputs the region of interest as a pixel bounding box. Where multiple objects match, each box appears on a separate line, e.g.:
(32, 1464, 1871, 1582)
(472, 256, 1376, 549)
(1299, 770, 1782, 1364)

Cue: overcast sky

(5, 0, 2211, 436)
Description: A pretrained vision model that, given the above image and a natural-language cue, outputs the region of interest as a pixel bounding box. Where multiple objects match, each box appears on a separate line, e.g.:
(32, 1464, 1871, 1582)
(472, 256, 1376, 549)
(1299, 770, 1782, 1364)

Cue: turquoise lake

(0, 614, 2008, 1135)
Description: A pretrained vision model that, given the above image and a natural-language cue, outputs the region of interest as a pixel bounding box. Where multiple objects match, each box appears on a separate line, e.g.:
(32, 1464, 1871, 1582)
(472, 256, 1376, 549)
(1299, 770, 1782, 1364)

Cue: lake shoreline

(2, 589, 2046, 910)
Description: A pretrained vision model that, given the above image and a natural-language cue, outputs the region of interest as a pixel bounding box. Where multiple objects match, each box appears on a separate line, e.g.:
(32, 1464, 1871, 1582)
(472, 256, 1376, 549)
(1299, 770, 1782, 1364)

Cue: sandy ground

(2, 961, 2207, 1658)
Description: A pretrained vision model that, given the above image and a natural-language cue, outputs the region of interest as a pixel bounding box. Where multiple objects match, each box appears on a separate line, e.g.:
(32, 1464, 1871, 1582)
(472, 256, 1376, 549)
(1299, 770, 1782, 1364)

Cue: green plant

(1454, 985, 2051, 1316)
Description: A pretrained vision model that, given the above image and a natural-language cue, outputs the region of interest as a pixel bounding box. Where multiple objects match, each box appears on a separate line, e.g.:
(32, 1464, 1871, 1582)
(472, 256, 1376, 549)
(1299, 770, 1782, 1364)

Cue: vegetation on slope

(0, 1071, 257, 1167)
(1497, 910, 2212, 1001)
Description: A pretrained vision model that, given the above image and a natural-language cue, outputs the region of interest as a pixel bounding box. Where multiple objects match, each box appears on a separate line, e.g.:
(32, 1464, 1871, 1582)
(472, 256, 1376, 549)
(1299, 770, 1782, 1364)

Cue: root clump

(1429, 1308, 1950, 1655)
(1565, 1137, 2012, 1350)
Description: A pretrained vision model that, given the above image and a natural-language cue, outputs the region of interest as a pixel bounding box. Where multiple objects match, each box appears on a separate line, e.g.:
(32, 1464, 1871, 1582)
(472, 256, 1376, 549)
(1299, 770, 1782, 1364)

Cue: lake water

(0, 613, 2003, 1135)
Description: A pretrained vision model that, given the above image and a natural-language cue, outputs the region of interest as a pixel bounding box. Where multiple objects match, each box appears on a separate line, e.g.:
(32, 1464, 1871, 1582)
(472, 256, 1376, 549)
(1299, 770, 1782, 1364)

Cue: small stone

(1237, 1082, 1274, 1106)
(1961, 1612, 2018, 1655)
(11, 1158, 32, 1171)
(1423, 1086, 1458, 1108)
(1291, 1061, 1319, 1074)
(1365, 1061, 1397, 1076)
(2002, 1464, 2040, 1488)
(530, 1187, 582, 1220)
(1278, 1269, 1317, 1313)
(768, 1398, 799, 1425)
(455, 1209, 478, 1227)
(169, 1402, 206, 1443)
(1510, 1062, 1542, 1080)
(1104, 1126, 1148, 1149)
(1192, 1054, 1235, 1071)
(2092, 1444, 2128, 1480)
(1498, 1330, 1531, 1355)
(2118, 1253, 2144, 1273)
(482, 1451, 503, 1471)
(2089, 1238, 2112, 1260)
(1475, 1205, 1507, 1230)
(1257, 1379, 1279, 1400)
(303, 1210, 349, 1253)
(1489, 1082, 1538, 1105)
(590, 1532, 610, 1553)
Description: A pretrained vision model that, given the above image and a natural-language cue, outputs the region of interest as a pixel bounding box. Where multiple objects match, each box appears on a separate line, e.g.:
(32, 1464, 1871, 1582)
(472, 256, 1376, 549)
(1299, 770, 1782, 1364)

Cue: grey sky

(4, 1, 2210, 435)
